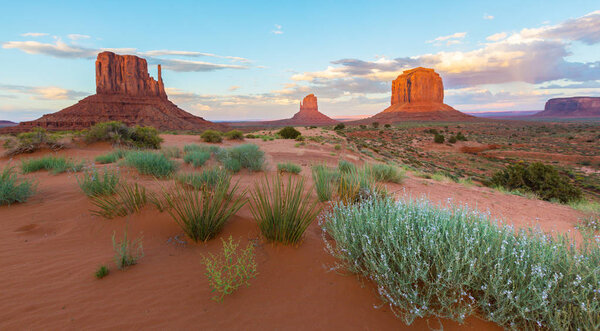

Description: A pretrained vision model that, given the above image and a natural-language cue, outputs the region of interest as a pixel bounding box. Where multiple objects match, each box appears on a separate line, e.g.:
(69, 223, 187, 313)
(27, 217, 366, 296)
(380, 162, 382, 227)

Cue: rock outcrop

(0, 120, 17, 128)
(534, 97, 600, 118)
(2, 51, 223, 133)
(356, 67, 471, 123)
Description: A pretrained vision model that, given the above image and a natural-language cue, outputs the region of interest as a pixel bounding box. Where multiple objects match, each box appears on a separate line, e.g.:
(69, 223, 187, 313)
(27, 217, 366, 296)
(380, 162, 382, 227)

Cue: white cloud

(272, 24, 283, 35)
(427, 32, 467, 46)
(0, 83, 89, 100)
(68, 34, 91, 41)
(228, 85, 241, 91)
(483, 14, 494, 20)
(21, 32, 48, 37)
(486, 32, 507, 41)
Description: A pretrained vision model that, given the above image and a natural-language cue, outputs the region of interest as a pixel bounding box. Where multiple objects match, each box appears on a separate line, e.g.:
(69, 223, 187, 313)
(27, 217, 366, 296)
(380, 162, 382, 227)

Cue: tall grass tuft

(123, 150, 176, 178)
(0, 166, 36, 205)
(216, 144, 265, 172)
(161, 177, 246, 242)
(176, 167, 230, 190)
(323, 196, 600, 329)
(367, 163, 405, 183)
(112, 226, 144, 270)
(338, 159, 356, 173)
(277, 162, 301, 174)
(21, 156, 84, 174)
(249, 175, 322, 244)
(90, 182, 148, 219)
(161, 146, 181, 158)
(183, 144, 219, 154)
(337, 166, 385, 203)
(311, 164, 339, 202)
(183, 150, 211, 168)
(77, 167, 120, 196)
(95, 149, 127, 164)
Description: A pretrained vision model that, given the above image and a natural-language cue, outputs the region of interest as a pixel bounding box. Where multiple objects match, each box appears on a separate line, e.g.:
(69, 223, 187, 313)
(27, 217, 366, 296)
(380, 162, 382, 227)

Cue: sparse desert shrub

(490, 162, 582, 203)
(456, 131, 467, 141)
(95, 265, 109, 279)
(367, 163, 405, 183)
(372, 122, 379, 128)
(112, 227, 144, 270)
(183, 150, 211, 168)
(295, 135, 304, 142)
(161, 176, 246, 242)
(359, 125, 366, 129)
(4, 127, 64, 156)
(176, 167, 230, 190)
(323, 196, 600, 329)
(448, 136, 457, 143)
(222, 157, 242, 172)
(161, 146, 181, 158)
(338, 159, 356, 173)
(21, 156, 84, 174)
(334, 144, 342, 150)
(123, 151, 176, 178)
(434, 133, 445, 144)
(130, 126, 162, 149)
(184, 144, 219, 154)
(277, 162, 301, 174)
(249, 175, 322, 244)
(90, 182, 148, 219)
(278, 126, 301, 139)
(77, 167, 120, 196)
(84, 121, 162, 149)
(384, 124, 391, 128)
(0, 166, 36, 206)
(311, 164, 339, 202)
(224, 130, 244, 140)
(201, 130, 223, 143)
(95, 149, 127, 164)
(334, 123, 345, 130)
(217, 144, 265, 172)
(337, 166, 386, 203)
(201, 236, 257, 302)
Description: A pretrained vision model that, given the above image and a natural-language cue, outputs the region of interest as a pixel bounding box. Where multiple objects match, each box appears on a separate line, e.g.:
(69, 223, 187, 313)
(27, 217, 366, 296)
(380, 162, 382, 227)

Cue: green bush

(84, 121, 162, 149)
(224, 130, 245, 140)
(21, 156, 84, 174)
(0, 166, 36, 205)
(323, 196, 600, 329)
(95, 149, 127, 164)
(367, 163, 405, 183)
(161, 146, 181, 158)
(130, 126, 162, 149)
(176, 167, 230, 190)
(217, 144, 265, 172)
(4, 127, 64, 156)
(201, 130, 223, 143)
(278, 126, 301, 139)
(372, 122, 379, 128)
(277, 162, 301, 174)
(161, 176, 246, 242)
(490, 162, 582, 203)
(434, 134, 445, 144)
(456, 131, 467, 141)
(448, 136, 457, 144)
(184, 144, 219, 154)
(183, 151, 211, 168)
(123, 151, 176, 178)
(77, 167, 120, 196)
(384, 124, 391, 128)
(249, 175, 322, 244)
(334, 123, 346, 130)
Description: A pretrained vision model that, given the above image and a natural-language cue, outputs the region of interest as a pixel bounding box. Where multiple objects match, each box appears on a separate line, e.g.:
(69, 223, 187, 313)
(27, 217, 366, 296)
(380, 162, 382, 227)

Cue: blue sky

(1, 0, 599, 122)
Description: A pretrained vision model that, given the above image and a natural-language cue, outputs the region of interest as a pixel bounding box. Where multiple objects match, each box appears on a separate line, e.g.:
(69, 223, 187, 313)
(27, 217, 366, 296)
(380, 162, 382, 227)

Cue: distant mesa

(534, 97, 600, 118)
(356, 67, 472, 123)
(2, 51, 223, 133)
(0, 120, 17, 128)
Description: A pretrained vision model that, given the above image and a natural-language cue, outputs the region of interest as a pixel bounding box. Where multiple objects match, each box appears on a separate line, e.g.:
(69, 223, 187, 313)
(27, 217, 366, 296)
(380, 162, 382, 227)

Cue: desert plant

(249, 175, 322, 244)
(338, 159, 356, 173)
(0, 166, 36, 206)
(77, 167, 120, 196)
(311, 164, 339, 202)
(456, 131, 467, 141)
(201, 130, 223, 143)
(161, 146, 181, 158)
(95, 149, 128, 164)
(448, 136, 457, 143)
(90, 182, 148, 219)
(384, 124, 391, 128)
(334, 144, 342, 150)
(367, 163, 405, 183)
(434, 133, 445, 144)
(112, 226, 144, 270)
(323, 196, 600, 329)
(201, 236, 257, 302)
(372, 122, 379, 128)
(123, 151, 176, 178)
(334, 123, 345, 130)
(224, 130, 245, 140)
(130, 126, 162, 149)
(21, 156, 84, 174)
(278, 126, 301, 139)
(217, 144, 265, 172)
(277, 162, 301, 174)
(95, 265, 109, 279)
(490, 162, 582, 203)
(337, 166, 385, 204)
(84, 121, 162, 149)
(176, 167, 230, 190)
(183, 150, 211, 168)
(161, 177, 246, 242)
(4, 127, 64, 156)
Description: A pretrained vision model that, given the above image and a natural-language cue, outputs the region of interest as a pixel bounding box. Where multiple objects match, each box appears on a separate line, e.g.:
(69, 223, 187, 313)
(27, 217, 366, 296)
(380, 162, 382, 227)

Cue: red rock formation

(2, 51, 224, 133)
(534, 97, 600, 118)
(259, 94, 338, 126)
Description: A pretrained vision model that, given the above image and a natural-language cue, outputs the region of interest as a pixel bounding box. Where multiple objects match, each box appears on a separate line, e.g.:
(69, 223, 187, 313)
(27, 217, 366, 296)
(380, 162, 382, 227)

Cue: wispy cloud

(272, 24, 283, 35)
(20, 32, 48, 37)
(67, 34, 91, 41)
(0, 83, 89, 100)
(228, 85, 241, 91)
(483, 14, 494, 20)
(427, 32, 467, 46)
(486, 32, 507, 41)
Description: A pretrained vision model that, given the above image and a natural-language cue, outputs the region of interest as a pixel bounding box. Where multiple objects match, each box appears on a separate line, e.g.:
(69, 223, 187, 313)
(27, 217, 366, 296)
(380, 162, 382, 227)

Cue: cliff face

(3, 52, 223, 133)
(535, 97, 600, 117)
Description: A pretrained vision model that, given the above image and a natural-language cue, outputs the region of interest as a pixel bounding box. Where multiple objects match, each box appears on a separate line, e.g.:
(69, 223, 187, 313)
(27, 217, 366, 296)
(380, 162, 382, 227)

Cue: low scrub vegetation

(112, 226, 144, 270)
(224, 129, 244, 140)
(94, 265, 109, 279)
(176, 167, 230, 190)
(201, 130, 223, 143)
(311, 164, 339, 202)
(278, 126, 301, 139)
(95, 149, 127, 164)
(183, 150, 211, 168)
(0, 166, 36, 206)
(161, 176, 246, 242)
(277, 162, 301, 174)
(337, 166, 385, 204)
(21, 156, 84, 174)
(161, 146, 181, 158)
(184, 144, 219, 154)
(249, 175, 322, 244)
(216, 144, 265, 172)
(77, 167, 120, 196)
(123, 151, 176, 178)
(367, 163, 405, 183)
(84, 121, 162, 149)
(201, 236, 257, 302)
(490, 162, 582, 203)
(323, 196, 600, 329)
(3, 128, 65, 156)
(90, 182, 148, 219)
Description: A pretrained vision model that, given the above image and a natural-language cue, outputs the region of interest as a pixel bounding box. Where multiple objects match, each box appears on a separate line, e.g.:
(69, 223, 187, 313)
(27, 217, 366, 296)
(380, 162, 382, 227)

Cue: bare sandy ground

(0, 134, 586, 330)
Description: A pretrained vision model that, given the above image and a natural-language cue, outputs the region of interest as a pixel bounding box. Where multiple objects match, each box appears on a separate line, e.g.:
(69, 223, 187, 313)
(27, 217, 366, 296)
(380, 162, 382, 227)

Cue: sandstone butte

(356, 67, 472, 123)
(534, 97, 600, 118)
(254, 93, 339, 126)
(1, 51, 224, 133)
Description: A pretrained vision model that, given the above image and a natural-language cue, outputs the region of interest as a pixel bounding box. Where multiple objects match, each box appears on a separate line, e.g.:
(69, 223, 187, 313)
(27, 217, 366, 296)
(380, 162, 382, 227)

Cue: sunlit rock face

(535, 97, 600, 118)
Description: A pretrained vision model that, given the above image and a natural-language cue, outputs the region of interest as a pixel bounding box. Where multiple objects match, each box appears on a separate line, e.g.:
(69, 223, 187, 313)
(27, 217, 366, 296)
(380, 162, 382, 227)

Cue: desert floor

(0, 133, 586, 330)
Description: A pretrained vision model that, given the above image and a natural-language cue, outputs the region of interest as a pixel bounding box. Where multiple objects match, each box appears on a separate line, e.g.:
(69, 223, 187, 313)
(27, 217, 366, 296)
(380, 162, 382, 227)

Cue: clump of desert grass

(90, 182, 148, 219)
(311, 164, 339, 202)
(21, 155, 84, 174)
(183, 144, 220, 154)
(176, 167, 229, 190)
(77, 167, 120, 196)
(249, 175, 322, 244)
(312, 162, 392, 203)
(277, 162, 301, 174)
(183, 150, 211, 168)
(0, 166, 36, 206)
(95, 149, 128, 164)
(160, 146, 181, 158)
(322, 196, 600, 329)
(224, 129, 245, 140)
(366, 163, 405, 183)
(201, 236, 257, 302)
(123, 150, 176, 178)
(112, 225, 144, 270)
(216, 144, 265, 173)
(94, 265, 109, 279)
(3, 128, 65, 157)
(161, 176, 246, 242)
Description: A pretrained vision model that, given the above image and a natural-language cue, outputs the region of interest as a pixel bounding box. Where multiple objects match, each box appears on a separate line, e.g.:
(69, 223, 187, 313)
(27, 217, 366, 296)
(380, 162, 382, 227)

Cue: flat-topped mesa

(535, 97, 600, 117)
(95, 51, 166, 98)
(391, 67, 444, 106)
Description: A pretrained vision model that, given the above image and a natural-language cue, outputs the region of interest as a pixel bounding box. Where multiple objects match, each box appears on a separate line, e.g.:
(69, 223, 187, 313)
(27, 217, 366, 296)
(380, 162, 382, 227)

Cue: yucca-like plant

(77, 167, 120, 196)
(176, 167, 230, 190)
(337, 166, 386, 203)
(90, 182, 148, 219)
(249, 174, 322, 244)
(123, 151, 176, 178)
(161, 176, 246, 242)
(0, 166, 36, 205)
(311, 164, 339, 202)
